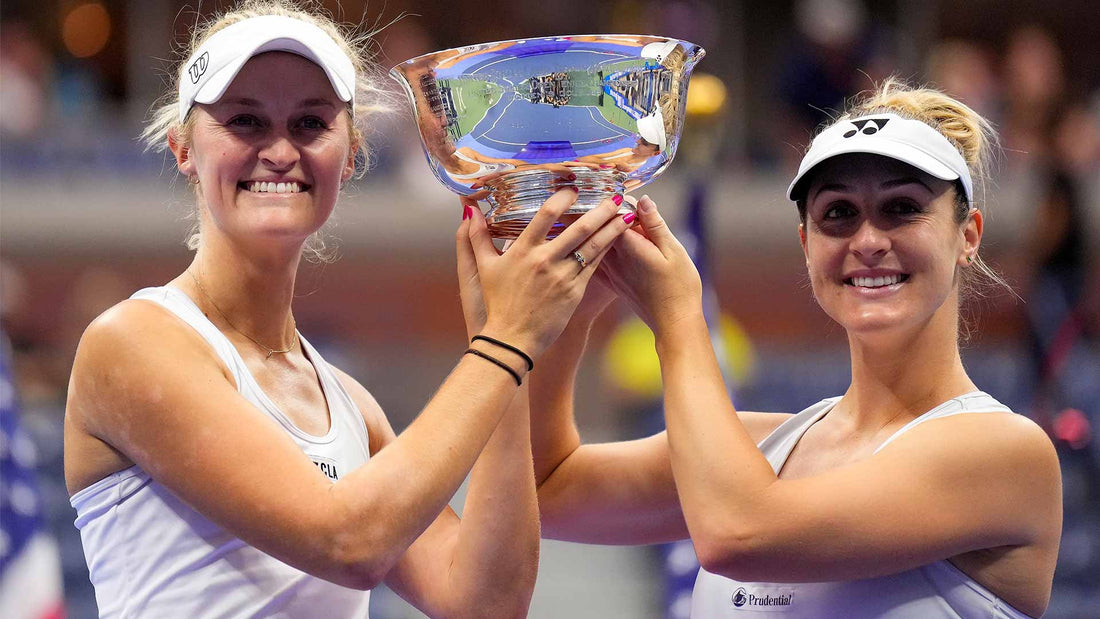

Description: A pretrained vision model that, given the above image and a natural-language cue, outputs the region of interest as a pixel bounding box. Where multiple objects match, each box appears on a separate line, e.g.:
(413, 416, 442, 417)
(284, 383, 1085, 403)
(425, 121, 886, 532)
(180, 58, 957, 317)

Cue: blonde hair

(799, 77, 1012, 334)
(141, 0, 393, 260)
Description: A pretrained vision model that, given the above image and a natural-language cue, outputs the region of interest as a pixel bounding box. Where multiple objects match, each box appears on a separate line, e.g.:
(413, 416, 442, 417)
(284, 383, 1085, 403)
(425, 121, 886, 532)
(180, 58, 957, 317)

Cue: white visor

(637, 109, 667, 152)
(787, 113, 973, 206)
(641, 40, 679, 62)
(178, 15, 355, 123)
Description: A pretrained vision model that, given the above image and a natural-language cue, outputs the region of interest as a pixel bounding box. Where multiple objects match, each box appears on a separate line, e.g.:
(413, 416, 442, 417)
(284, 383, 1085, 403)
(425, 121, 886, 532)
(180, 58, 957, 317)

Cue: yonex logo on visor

(178, 15, 355, 123)
(843, 117, 889, 138)
(787, 113, 974, 206)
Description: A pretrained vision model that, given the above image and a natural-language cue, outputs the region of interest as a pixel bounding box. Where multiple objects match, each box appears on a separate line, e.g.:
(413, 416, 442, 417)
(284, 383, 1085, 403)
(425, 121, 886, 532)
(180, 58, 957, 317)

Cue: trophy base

(484, 168, 632, 239)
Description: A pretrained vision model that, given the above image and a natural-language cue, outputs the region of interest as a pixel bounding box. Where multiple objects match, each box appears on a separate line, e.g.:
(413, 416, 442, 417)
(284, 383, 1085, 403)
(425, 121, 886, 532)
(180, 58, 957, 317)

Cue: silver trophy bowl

(391, 35, 705, 238)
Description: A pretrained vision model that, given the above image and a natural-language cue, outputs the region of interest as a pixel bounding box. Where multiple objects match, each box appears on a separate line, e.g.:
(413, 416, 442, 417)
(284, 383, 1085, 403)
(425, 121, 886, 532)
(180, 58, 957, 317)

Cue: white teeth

(852, 274, 902, 288)
(246, 181, 302, 194)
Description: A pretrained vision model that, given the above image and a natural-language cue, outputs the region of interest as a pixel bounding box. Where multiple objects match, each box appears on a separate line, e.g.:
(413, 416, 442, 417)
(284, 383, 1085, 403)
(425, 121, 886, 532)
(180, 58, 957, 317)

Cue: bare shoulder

(737, 411, 794, 444)
(880, 410, 1061, 540)
(888, 411, 1057, 472)
(65, 298, 231, 493)
(330, 366, 394, 454)
(69, 298, 230, 424)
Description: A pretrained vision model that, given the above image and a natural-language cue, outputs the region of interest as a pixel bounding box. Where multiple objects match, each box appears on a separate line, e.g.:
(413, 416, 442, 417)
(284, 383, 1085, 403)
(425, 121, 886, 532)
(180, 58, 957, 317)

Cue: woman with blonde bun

(528, 79, 1061, 618)
(64, 2, 631, 616)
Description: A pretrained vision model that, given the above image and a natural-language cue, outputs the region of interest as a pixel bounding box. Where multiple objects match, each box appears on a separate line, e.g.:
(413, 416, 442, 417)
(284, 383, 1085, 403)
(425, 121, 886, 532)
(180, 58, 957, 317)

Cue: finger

(634, 195, 679, 254)
(568, 210, 635, 276)
(514, 187, 579, 248)
(456, 208, 478, 281)
(466, 202, 499, 264)
(550, 195, 624, 258)
(576, 230, 624, 285)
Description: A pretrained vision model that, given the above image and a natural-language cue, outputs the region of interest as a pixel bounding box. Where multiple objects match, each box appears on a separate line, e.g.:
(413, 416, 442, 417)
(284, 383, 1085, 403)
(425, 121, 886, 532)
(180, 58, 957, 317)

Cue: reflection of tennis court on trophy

(441, 78, 505, 140)
(464, 90, 634, 159)
(449, 49, 648, 160)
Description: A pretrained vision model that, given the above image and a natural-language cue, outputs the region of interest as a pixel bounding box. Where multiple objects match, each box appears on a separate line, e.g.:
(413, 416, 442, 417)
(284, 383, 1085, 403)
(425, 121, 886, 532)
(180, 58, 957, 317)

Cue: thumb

(635, 195, 677, 253)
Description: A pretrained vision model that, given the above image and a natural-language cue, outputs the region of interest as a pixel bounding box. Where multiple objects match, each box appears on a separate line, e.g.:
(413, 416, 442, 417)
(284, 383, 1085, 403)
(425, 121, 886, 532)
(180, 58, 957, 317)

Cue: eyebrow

(218, 97, 337, 109)
(810, 176, 933, 201)
(881, 176, 934, 193)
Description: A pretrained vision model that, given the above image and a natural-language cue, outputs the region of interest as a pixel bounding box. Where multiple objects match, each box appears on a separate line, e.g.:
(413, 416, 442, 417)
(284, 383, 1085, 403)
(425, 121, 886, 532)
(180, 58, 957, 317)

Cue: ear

(958, 207, 983, 266)
(167, 127, 195, 178)
(799, 223, 809, 266)
(341, 142, 360, 184)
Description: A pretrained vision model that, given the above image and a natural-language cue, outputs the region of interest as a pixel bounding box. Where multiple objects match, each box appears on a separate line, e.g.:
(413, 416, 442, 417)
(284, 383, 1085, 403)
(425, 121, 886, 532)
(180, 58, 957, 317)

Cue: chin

(829, 307, 914, 337)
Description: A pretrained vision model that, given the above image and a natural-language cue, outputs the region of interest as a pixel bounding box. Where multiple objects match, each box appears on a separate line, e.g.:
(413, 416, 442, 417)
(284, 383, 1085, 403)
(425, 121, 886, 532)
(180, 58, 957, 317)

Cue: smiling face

(799, 153, 982, 338)
(171, 51, 357, 251)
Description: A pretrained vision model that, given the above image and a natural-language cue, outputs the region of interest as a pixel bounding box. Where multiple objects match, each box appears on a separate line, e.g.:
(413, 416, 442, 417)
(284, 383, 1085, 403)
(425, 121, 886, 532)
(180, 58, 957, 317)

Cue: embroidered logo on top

(188, 52, 210, 84)
(843, 117, 890, 138)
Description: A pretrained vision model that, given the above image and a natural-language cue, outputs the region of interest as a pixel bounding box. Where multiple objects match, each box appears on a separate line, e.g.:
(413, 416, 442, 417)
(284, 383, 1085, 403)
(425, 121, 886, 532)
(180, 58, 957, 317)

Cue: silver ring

(572, 250, 588, 268)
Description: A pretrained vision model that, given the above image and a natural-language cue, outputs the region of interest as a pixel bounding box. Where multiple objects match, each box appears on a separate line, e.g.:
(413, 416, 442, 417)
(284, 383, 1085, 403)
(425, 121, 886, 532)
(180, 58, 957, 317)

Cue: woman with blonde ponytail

(525, 79, 1061, 617)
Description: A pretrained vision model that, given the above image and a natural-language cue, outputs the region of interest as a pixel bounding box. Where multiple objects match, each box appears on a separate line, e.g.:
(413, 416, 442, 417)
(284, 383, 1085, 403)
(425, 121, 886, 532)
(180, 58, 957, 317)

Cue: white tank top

(70, 286, 372, 618)
(691, 391, 1034, 618)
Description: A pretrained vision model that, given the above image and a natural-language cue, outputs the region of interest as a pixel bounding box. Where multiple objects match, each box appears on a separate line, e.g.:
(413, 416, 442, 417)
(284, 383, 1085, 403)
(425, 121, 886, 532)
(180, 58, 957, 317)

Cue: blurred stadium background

(1, 0, 1097, 617)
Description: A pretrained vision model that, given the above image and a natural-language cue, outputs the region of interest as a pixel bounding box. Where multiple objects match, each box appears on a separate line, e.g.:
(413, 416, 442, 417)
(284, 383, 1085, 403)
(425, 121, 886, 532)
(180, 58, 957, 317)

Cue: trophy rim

(388, 33, 705, 74)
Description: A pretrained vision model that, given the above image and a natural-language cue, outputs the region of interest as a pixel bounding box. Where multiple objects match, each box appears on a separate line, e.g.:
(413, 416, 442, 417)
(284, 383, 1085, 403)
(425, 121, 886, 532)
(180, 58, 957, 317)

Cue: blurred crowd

(1, 0, 1097, 617)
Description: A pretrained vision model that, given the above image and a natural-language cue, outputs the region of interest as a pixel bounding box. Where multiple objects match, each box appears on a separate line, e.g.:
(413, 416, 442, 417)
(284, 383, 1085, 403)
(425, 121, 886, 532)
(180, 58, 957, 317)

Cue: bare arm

(67, 302, 523, 590)
(531, 268, 789, 545)
(335, 370, 538, 619)
(610, 197, 1062, 584)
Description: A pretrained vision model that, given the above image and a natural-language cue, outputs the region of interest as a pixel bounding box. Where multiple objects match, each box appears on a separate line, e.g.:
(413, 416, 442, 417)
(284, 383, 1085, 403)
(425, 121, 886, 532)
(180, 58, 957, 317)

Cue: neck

(840, 301, 977, 430)
(181, 233, 303, 353)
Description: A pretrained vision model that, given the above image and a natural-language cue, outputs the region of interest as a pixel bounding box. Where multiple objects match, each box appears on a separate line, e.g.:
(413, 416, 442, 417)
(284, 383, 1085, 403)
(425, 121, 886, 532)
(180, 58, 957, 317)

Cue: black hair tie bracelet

(464, 348, 522, 386)
(470, 335, 534, 372)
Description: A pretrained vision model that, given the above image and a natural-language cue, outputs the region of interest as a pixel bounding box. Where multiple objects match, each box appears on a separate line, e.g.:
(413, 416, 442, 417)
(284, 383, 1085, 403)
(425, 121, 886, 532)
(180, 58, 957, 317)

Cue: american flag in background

(0, 335, 65, 619)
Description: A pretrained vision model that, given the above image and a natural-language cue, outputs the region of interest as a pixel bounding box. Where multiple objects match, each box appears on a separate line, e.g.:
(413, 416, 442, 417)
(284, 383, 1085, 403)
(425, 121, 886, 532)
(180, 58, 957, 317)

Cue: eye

(885, 199, 921, 215)
(299, 116, 328, 130)
(227, 115, 261, 128)
(822, 202, 857, 220)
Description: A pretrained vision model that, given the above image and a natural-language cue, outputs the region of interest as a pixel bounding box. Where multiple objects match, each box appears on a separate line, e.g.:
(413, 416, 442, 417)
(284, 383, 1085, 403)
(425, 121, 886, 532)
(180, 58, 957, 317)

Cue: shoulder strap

(129, 286, 245, 386)
(874, 391, 1013, 454)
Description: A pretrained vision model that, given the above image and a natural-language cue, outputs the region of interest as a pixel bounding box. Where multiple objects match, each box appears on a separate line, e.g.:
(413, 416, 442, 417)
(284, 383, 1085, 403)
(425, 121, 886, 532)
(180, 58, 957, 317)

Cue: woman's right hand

(466, 189, 633, 358)
(600, 195, 703, 338)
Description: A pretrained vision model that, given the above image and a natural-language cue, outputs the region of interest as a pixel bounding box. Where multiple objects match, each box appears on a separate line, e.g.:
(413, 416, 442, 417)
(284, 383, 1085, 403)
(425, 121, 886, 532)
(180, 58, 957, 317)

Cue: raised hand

(466, 189, 634, 358)
(600, 195, 703, 337)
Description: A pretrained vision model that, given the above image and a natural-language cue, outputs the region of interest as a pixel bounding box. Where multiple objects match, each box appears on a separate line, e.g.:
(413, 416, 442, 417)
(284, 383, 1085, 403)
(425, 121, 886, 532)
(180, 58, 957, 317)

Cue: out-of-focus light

(62, 2, 111, 59)
(1053, 408, 1091, 450)
(685, 73, 727, 118)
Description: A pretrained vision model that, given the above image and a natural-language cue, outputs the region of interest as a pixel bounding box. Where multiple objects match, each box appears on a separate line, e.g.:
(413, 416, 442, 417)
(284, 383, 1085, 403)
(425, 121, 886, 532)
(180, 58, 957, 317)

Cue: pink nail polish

(599, 163, 614, 169)
(612, 194, 624, 206)
(622, 212, 636, 225)
(566, 173, 577, 181)
(462, 206, 471, 220)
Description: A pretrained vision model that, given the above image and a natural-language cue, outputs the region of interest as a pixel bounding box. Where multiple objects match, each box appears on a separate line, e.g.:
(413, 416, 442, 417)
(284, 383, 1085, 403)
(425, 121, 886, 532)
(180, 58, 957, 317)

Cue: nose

(850, 217, 890, 260)
(258, 132, 300, 170)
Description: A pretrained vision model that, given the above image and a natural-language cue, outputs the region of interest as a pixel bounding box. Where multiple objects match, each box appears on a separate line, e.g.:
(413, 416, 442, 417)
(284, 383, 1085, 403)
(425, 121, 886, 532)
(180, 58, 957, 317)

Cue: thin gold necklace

(187, 268, 298, 359)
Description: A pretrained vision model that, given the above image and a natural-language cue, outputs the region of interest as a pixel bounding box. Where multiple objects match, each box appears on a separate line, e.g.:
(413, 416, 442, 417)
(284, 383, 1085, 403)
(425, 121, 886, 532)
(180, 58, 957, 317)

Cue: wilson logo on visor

(188, 52, 210, 84)
(843, 117, 890, 138)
